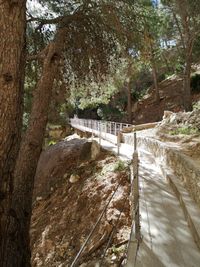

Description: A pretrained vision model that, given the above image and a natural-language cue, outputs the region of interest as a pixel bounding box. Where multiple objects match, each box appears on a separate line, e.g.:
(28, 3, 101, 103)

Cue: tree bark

(174, 0, 194, 111)
(0, 1, 26, 264)
(127, 81, 132, 123)
(183, 58, 192, 111)
(152, 60, 160, 103)
(126, 62, 132, 124)
(2, 28, 67, 267)
(182, 39, 194, 111)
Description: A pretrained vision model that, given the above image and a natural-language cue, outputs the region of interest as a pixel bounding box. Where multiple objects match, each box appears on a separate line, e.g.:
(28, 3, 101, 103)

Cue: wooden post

(91, 121, 94, 140)
(132, 131, 140, 241)
(134, 152, 140, 241)
(134, 131, 137, 152)
(117, 131, 121, 155)
(125, 145, 140, 267)
(99, 122, 102, 145)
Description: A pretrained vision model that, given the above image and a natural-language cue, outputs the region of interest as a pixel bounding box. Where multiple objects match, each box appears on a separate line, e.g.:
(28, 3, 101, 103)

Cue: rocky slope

(31, 137, 131, 266)
(142, 108, 200, 207)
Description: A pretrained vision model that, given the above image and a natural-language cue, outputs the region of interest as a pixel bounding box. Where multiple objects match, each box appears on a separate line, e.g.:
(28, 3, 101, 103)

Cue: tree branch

(26, 44, 50, 62)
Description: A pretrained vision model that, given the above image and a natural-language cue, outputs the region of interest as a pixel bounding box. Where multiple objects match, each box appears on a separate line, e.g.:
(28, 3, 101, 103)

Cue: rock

(91, 140, 100, 160)
(65, 133, 80, 141)
(163, 110, 173, 120)
(63, 173, 68, 179)
(169, 113, 177, 124)
(69, 174, 80, 183)
(34, 138, 99, 199)
(56, 242, 69, 257)
(111, 255, 117, 260)
(48, 124, 72, 140)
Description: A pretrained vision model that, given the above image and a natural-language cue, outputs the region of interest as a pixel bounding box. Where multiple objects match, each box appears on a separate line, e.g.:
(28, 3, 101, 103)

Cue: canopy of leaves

(27, 0, 136, 85)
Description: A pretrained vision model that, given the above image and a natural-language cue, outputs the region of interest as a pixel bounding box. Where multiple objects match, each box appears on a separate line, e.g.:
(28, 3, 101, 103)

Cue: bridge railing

(125, 133, 141, 266)
(70, 117, 141, 266)
(70, 118, 132, 136)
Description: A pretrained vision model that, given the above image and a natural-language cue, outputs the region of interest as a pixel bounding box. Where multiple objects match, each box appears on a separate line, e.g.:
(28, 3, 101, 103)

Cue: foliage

(69, 79, 118, 110)
(25, 1, 200, 125)
(25, 0, 200, 121)
(111, 245, 125, 255)
(101, 160, 127, 175)
(97, 104, 125, 121)
(169, 126, 199, 135)
(160, 0, 200, 70)
(132, 88, 146, 101)
(113, 160, 128, 172)
(193, 101, 200, 111)
(48, 140, 57, 146)
(23, 112, 30, 131)
(25, 0, 139, 122)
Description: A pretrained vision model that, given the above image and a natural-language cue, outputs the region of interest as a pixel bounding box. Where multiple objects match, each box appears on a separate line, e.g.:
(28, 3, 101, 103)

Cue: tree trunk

(183, 59, 192, 111)
(127, 81, 132, 123)
(2, 28, 67, 267)
(0, 1, 26, 263)
(182, 39, 193, 112)
(152, 61, 160, 103)
(174, 0, 194, 111)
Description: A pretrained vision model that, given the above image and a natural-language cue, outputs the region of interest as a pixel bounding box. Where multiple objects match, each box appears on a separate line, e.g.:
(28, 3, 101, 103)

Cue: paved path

(92, 137, 134, 161)
(135, 149, 200, 267)
(95, 137, 200, 267)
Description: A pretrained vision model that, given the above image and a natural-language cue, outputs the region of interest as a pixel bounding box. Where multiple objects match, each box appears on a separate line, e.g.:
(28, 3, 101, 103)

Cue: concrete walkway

(136, 149, 200, 267)
(95, 137, 200, 267)
(93, 137, 135, 161)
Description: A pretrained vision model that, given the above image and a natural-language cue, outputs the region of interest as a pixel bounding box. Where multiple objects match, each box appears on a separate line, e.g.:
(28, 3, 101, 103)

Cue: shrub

(101, 160, 127, 175)
(193, 101, 200, 110)
(169, 126, 199, 135)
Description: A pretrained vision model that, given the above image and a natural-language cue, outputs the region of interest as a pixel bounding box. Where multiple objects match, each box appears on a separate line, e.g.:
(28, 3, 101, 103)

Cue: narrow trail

(135, 149, 200, 267)
(70, 120, 200, 266)
(97, 138, 200, 266)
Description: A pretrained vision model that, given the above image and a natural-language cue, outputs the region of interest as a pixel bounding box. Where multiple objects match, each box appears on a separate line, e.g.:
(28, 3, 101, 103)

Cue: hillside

(31, 138, 131, 267)
(132, 75, 200, 124)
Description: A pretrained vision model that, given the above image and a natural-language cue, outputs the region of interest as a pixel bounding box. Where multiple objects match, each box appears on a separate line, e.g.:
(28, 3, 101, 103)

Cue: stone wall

(140, 137, 200, 207)
(123, 134, 200, 208)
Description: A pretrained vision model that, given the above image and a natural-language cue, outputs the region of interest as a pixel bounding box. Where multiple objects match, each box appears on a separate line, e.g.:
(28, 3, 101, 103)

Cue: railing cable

(70, 179, 123, 267)
(99, 187, 130, 267)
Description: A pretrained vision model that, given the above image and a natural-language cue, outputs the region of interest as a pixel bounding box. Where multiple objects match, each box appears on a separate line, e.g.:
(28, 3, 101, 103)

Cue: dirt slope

(31, 140, 131, 267)
(133, 75, 200, 124)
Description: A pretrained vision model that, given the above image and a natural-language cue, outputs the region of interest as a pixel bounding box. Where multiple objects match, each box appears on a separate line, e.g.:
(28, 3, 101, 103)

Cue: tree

(0, 0, 136, 265)
(162, 0, 200, 111)
(0, 1, 26, 264)
(134, 0, 164, 103)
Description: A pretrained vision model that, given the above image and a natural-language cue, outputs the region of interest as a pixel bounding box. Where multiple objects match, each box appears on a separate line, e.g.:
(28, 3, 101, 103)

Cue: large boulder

(33, 138, 100, 199)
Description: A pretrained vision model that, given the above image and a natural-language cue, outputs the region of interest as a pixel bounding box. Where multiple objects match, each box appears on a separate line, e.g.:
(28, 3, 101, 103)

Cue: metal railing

(70, 176, 126, 267)
(70, 118, 141, 266)
(70, 118, 132, 136)
(70, 118, 132, 154)
(126, 133, 141, 267)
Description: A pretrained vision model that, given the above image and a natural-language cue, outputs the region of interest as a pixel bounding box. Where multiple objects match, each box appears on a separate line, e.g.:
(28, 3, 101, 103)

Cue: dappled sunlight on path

(136, 150, 200, 267)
